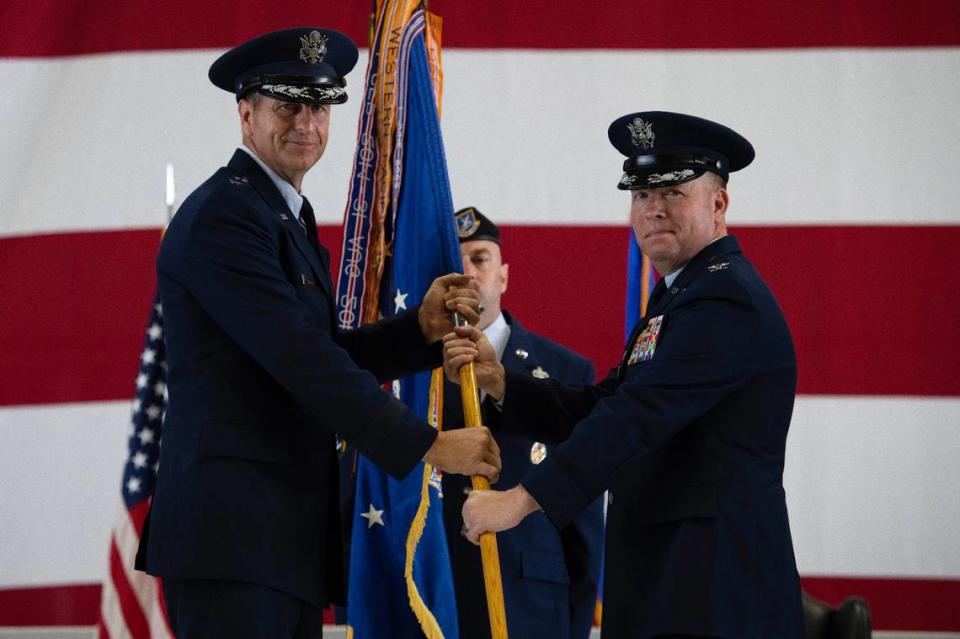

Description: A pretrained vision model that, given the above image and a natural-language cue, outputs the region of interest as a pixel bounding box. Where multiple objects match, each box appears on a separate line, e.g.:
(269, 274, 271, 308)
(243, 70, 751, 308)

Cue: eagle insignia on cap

(455, 207, 480, 238)
(299, 31, 329, 64)
(628, 117, 656, 150)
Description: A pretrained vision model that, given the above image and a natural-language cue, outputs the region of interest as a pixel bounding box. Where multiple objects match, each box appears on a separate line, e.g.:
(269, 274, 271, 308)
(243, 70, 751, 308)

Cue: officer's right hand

(424, 427, 500, 483)
(442, 325, 505, 401)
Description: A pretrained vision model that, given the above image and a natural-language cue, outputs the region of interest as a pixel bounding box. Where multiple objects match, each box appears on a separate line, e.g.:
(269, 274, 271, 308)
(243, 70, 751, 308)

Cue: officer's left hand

(419, 274, 481, 343)
(462, 485, 541, 545)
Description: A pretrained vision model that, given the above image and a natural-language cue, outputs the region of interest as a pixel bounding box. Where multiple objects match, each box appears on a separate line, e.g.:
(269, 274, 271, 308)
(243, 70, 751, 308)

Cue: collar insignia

(299, 31, 328, 64)
(707, 261, 730, 272)
(455, 207, 480, 238)
(627, 315, 663, 365)
(228, 176, 249, 186)
(531, 366, 550, 379)
(530, 442, 547, 465)
(628, 117, 656, 150)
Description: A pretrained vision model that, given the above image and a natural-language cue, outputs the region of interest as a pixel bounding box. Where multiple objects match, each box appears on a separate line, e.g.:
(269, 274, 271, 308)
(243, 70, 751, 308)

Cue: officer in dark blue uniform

(134, 28, 500, 639)
(441, 208, 604, 639)
(448, 112, 805, 638)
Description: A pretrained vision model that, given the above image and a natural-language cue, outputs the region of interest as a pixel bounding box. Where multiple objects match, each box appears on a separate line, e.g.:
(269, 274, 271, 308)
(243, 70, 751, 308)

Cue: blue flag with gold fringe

(338, 4, 460, 638)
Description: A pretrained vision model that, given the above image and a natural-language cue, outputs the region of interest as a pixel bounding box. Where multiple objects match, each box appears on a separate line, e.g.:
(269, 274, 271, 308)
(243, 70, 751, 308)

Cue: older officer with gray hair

(445, 112, 804, 638)
(135, 28, 500, 639)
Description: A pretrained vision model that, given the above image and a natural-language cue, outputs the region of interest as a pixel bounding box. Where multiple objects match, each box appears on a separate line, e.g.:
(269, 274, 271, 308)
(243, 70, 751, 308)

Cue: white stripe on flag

(99, 563, 133, 639)
(1, 47, 959, 237)
(786, 395, 960, 577)
(2, 397, 959, 585)
(0, 401, 129, 587)
(113, 504, 171, 639)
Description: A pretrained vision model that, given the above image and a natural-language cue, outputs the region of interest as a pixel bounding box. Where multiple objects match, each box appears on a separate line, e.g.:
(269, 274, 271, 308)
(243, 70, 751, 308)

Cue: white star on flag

(132, 451, 148, 469)
(141, 348, 156, 365)
(131, 398, 141, 413)
(126, 477, 141, 494)
(154, 381, 166, 396)
(145, 405, 161, 421)
(148, 323, 163, 341)
(136, 373, 148, 389)
(138, 428, 155, 445)
(360, 503, 385, 529)
(394, 289, 408, 312)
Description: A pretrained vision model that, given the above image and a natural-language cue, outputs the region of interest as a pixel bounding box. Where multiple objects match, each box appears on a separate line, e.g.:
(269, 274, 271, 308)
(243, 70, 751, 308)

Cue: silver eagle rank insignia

(299, 31, 328, 64)
(707, 261, 730, 272)
(628, 117, 656, 150)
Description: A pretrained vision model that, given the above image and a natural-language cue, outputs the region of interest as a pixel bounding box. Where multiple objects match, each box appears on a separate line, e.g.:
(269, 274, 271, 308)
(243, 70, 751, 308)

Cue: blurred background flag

(592, 234, 659, 628)
(338, 2, 461, 637)
(624, 233, 659, 340)
(96, 297, 173, 639)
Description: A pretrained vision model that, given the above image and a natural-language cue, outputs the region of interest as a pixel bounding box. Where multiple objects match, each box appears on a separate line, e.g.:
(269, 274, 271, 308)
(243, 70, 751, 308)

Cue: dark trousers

(162, 578, 324, 639)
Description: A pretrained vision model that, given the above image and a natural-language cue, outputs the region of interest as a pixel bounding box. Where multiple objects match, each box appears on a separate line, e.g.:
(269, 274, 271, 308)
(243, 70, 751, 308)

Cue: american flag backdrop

(1, 0, 959, 634)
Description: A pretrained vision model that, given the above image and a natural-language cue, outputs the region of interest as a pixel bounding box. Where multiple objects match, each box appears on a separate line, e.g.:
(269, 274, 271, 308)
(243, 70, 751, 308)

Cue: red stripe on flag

(108, 539, 150, 638)
(1, 225, 958, 406)
(1, 0, 958, 57)
(1, 578, 956, 630)
(0, 584, 100, 625)
(802, 576, 960, 632)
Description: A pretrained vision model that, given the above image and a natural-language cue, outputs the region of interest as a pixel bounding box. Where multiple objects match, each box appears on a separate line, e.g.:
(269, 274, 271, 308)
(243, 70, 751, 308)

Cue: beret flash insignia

(455, 207, 480, 238)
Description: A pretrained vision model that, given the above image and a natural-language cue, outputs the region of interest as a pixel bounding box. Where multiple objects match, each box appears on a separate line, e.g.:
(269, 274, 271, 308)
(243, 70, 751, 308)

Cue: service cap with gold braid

(609, 111, 755, 190)
(455, 207, 501, 245)
(209, 28, 359, 106)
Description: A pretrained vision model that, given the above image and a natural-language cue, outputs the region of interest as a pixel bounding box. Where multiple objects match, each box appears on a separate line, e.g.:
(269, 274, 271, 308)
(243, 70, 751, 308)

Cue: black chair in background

(803, 591, 872, 639)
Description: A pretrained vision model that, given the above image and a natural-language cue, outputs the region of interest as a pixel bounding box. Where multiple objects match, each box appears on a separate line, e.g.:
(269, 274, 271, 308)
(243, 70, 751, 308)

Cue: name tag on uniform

(628, 315, 663, 365)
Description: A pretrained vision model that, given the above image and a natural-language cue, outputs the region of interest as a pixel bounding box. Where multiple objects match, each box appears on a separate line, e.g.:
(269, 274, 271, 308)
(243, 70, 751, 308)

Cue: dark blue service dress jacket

(442, 313, 604, 639)
(494, 236, 804, 638)
(135, 150, 440, 607)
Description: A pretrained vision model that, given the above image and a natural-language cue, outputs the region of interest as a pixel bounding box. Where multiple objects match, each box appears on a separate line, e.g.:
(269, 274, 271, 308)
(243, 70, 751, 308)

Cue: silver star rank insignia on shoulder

(707, 261, 730, 272)
(628, 315, 663, 365)
(531, 366, 550, 379)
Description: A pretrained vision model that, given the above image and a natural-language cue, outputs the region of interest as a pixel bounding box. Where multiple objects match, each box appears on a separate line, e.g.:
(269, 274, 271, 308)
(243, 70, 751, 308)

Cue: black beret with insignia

(608, 111, 755, 190)
(209, 28, 359, 105)
(455, 207, 500, 245)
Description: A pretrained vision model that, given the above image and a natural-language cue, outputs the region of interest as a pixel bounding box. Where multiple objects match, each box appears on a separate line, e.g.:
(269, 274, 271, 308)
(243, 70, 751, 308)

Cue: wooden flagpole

(454, 313, 509, 639)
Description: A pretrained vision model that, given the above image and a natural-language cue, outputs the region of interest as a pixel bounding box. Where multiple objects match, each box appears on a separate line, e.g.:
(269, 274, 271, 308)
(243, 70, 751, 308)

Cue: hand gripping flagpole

(453, 311, 509, 639)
